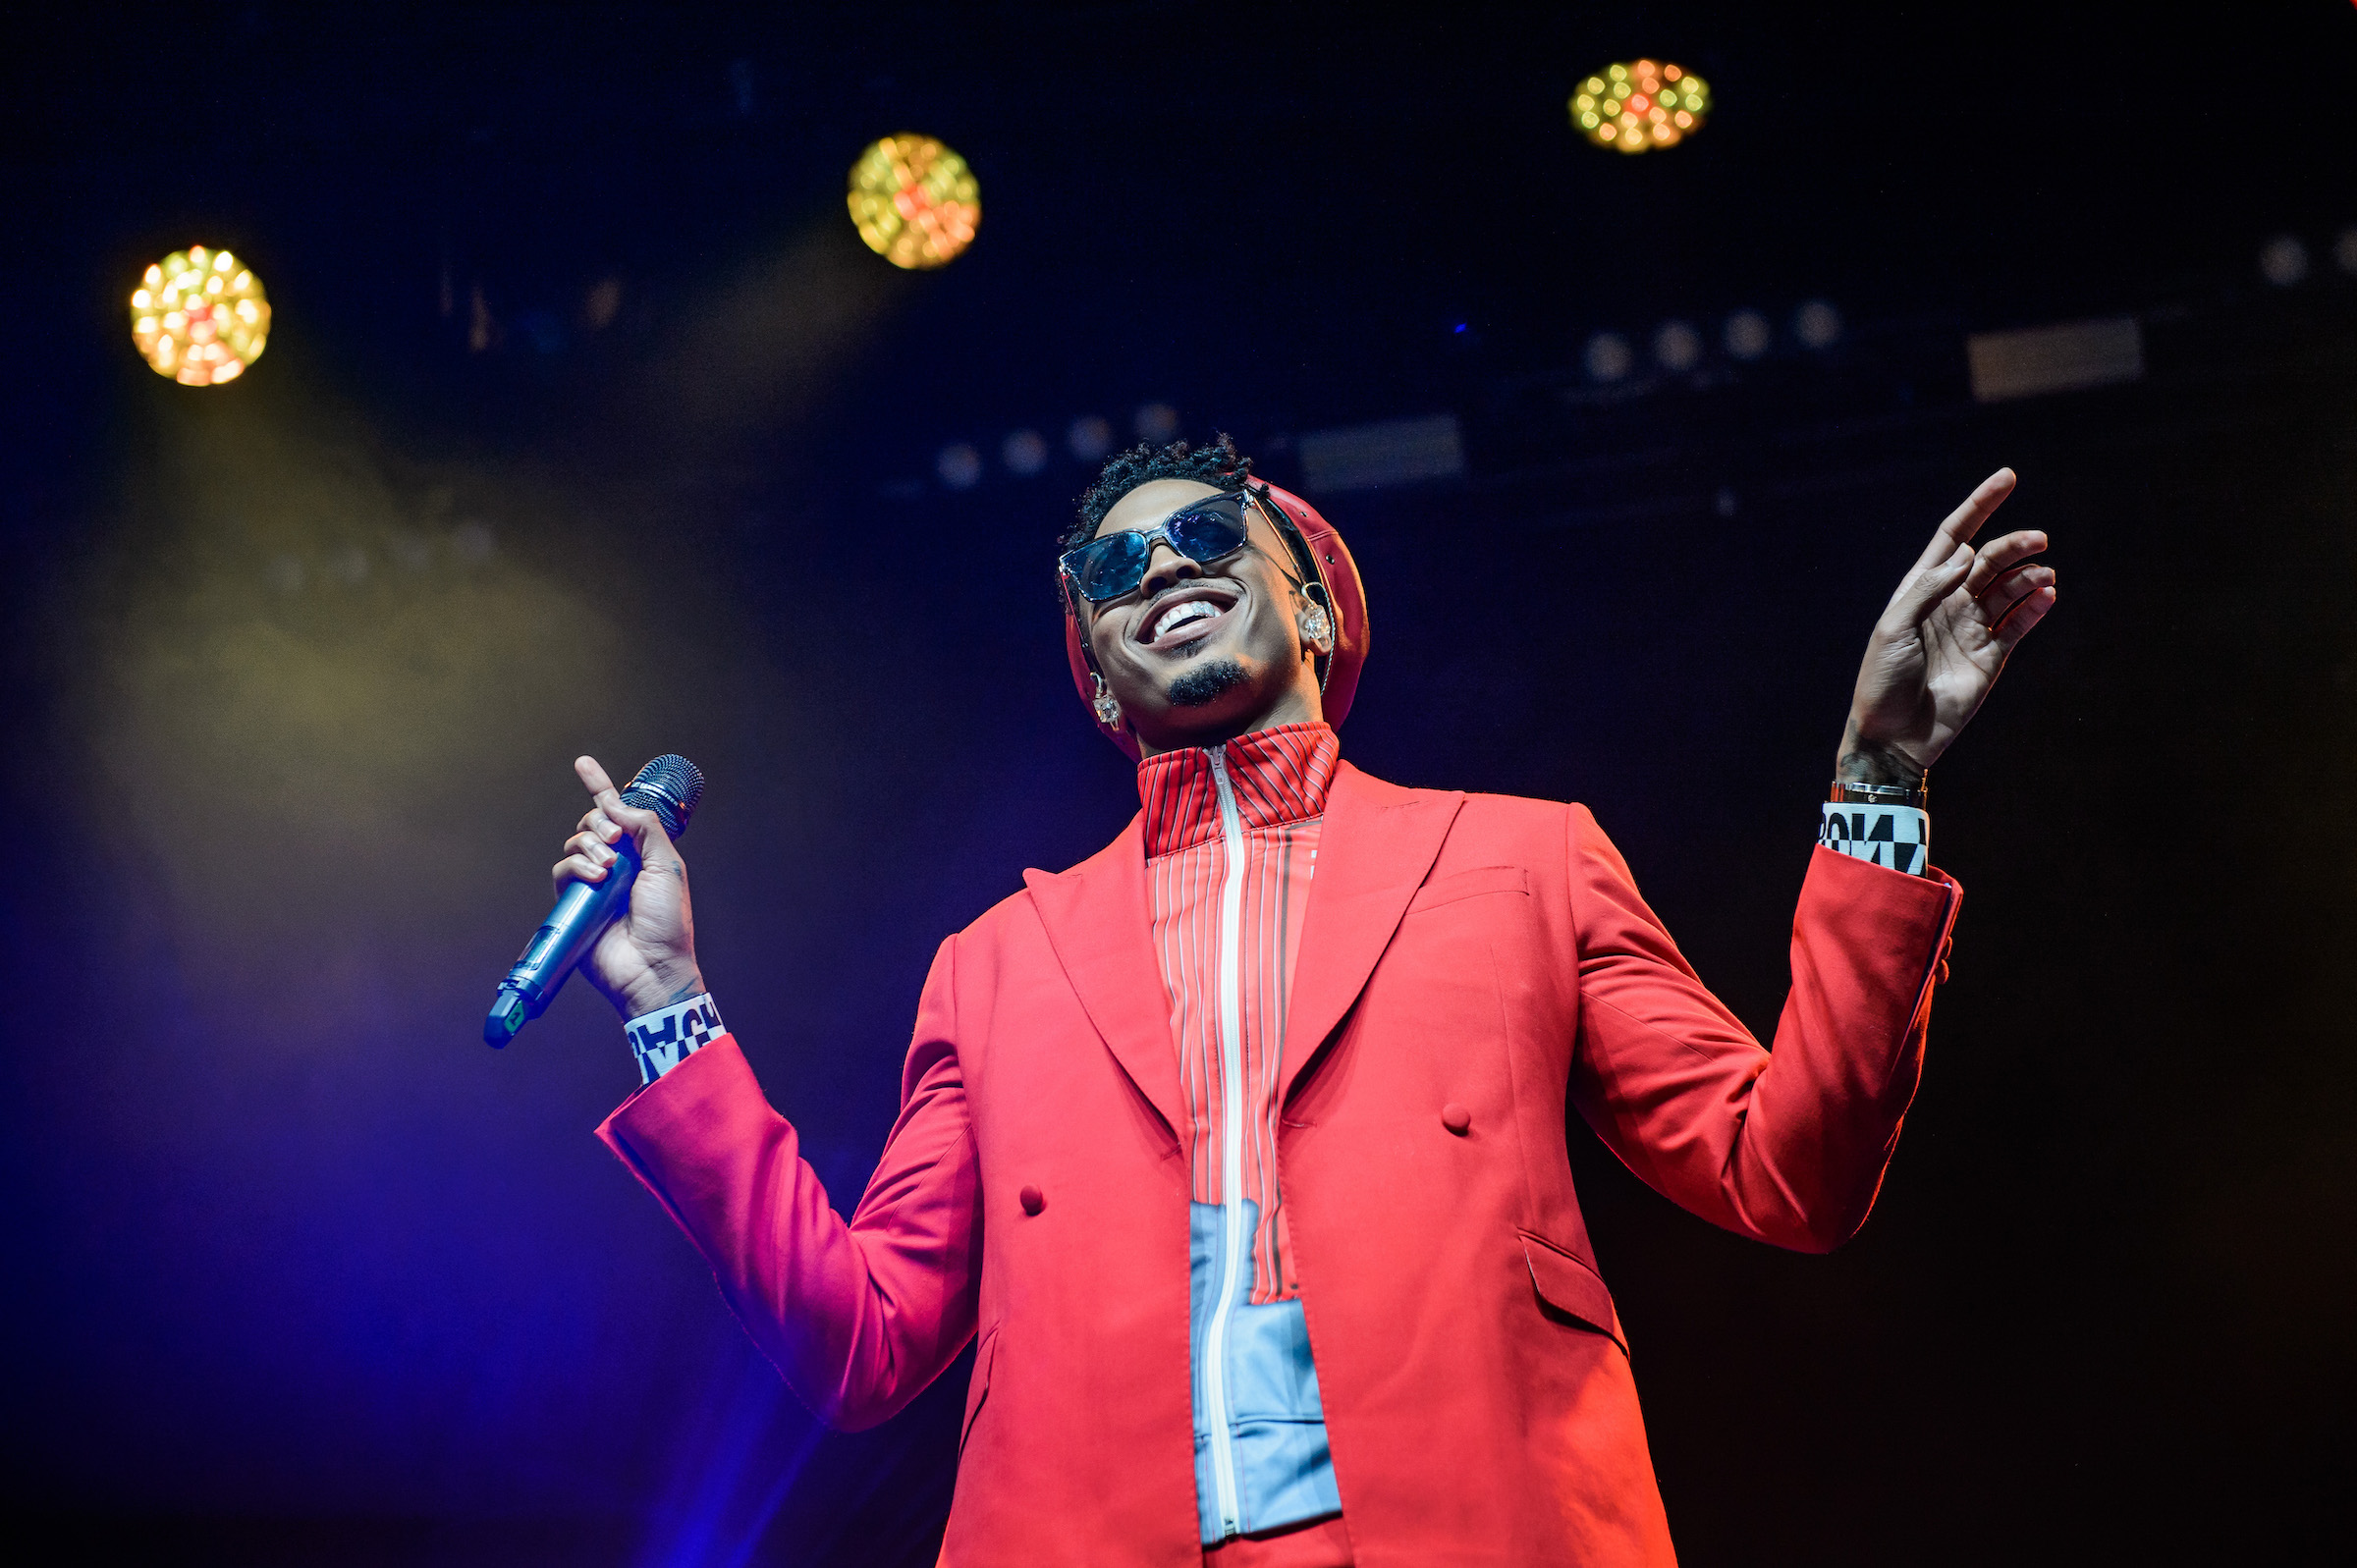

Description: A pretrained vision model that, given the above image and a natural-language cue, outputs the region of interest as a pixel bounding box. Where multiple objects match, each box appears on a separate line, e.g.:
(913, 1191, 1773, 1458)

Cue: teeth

(1152, 600, 1222, 639)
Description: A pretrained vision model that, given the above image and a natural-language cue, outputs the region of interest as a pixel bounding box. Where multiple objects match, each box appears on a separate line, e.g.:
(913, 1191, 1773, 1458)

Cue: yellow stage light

(1570, 60, 1710, 153)
(131, 245, 270, 385)
(848, 135, 980, 269)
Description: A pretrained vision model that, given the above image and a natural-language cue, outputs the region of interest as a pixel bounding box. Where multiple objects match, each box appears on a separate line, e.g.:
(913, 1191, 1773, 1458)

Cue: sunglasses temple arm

(1249, 485, 1328, 602)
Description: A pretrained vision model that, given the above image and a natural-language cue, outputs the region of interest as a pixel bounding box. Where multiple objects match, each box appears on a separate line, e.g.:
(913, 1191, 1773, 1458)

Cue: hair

(1064, 433, 1252, 555)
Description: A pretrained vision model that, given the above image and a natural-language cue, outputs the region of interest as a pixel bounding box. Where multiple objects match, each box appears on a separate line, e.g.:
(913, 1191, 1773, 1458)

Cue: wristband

(626, 993, 726, 1085)
(1820, 801, 1931, 877)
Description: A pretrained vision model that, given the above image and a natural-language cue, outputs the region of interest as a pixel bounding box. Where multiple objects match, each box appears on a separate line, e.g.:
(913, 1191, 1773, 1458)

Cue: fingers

(574, 753, 671, 853)
(1991, 582, 2057, 647)
(573, 802, 625, 857)
(1962, 528, 2048, 598)
(1976, 558, 2055, 616)
(1908, 467, 2018, 571)
(1887, 542, 1976, 625)
(1967, 508, 2057, 636)
(568, 827, 622, 867)
(552, 849, 606, 893)
(554, 815, 628, 893)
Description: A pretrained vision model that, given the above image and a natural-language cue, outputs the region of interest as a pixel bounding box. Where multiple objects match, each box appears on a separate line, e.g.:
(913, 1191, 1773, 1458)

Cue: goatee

(1168, 659, 1249, 708)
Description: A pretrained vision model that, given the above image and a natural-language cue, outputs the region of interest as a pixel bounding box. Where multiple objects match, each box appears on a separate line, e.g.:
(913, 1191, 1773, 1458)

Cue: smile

(1136, 586, 1239, 650)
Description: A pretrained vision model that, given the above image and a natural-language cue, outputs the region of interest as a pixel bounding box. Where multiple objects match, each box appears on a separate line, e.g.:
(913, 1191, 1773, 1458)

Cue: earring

(1091, 674, 1123, 728)
(1299, 601, 1335, 653)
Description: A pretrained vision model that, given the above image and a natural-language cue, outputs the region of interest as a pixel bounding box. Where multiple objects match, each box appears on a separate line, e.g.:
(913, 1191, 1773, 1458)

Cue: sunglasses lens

(1167, 500, 1250, 563)
(1070, 531, 1150, 601)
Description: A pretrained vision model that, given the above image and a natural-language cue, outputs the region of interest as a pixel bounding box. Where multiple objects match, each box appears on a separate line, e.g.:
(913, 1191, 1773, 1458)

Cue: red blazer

(599, 762, 1961, 1566)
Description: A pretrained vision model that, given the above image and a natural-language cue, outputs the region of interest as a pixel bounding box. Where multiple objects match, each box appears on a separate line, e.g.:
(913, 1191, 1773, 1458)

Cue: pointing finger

(576, 755, 620, 805)
(573, 754, 672, 856)
(1910, 467, 2017, 571)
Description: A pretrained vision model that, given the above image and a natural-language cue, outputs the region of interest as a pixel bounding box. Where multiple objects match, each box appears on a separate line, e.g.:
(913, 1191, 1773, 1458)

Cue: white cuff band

(626, 993, 726, 1085)
(1820, 801, 1931, 877)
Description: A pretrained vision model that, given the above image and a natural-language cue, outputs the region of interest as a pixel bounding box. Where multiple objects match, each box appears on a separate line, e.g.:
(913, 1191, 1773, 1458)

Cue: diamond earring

(1091, 674, 1122, 728)
(1299, 602, 1335, 653)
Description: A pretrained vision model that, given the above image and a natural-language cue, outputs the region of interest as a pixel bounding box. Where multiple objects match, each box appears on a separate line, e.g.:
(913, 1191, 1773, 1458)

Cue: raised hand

(552, 755, 707, 1018)
(1838, 468, 2056, 785)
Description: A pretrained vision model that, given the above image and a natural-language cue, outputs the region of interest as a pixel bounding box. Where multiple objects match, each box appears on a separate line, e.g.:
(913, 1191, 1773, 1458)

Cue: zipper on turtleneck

(1201, 742, 1248, 1539)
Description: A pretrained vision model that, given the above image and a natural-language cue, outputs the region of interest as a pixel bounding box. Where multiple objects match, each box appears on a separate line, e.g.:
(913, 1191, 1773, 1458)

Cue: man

(555, 437, 2055, 1565)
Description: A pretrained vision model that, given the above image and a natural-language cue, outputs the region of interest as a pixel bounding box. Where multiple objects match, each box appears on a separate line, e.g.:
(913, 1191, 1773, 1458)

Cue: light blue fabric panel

(1189, 1200, 1343, 1543)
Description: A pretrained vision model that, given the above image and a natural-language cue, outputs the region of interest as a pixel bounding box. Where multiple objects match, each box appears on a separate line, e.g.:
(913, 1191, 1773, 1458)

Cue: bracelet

(1830, 777, 1928, 809)
(626, 993, 727, 1085)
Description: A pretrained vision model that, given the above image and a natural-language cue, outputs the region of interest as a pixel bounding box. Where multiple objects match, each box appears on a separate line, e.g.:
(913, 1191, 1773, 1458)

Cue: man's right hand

(553, 755, 707, 1019)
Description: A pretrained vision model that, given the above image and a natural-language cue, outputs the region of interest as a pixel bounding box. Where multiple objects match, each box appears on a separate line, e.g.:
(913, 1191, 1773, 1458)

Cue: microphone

(484, 754, 706, 1048)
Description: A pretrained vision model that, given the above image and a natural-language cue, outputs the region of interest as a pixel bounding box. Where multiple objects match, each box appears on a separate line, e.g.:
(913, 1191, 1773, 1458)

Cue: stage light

(130, 245, 269, 385)
(1068, 415, 1113, 461)
(1793, 299, 1843, 351)
(1585, 331, 1632, 382)
(849, 135, 981, 270)
(1724, 309, 1772, 360)
(1570, 60, 1710, 153)
(1003, 429, 1048, 475)
(937, 443, 982, 489)
(2336, 227, 2357, 277)
(1654, 320, 1701, 372)
(1134, 403, 1180, 442)
(2258, 235, 2309, 287)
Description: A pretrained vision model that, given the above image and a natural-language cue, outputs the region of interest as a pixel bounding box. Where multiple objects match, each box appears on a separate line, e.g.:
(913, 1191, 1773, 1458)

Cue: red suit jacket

(599, 762, 1961, 1565)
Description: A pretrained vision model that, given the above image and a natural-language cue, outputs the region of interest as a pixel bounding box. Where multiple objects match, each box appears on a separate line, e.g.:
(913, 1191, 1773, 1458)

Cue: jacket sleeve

(1562, 805, 1961, 1253)
(595, 936, 983, 1429)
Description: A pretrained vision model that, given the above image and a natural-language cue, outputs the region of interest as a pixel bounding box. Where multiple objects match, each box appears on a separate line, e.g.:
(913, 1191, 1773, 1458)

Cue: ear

(1299, 586, 1337, 656)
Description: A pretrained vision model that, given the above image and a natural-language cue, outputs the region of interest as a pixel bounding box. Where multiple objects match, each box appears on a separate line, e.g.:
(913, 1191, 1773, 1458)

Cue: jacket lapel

(1023, 816, 1187, 1139)
(1279, 762, 1463, 1105)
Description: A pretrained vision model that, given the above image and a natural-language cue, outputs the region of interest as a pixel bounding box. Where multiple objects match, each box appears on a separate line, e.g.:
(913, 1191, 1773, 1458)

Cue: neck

(1132, 686, 1322, 759)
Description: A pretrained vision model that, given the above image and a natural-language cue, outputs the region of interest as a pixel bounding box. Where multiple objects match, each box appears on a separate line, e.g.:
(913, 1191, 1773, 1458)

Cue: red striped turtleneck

(1136, 722, 1340, 1306)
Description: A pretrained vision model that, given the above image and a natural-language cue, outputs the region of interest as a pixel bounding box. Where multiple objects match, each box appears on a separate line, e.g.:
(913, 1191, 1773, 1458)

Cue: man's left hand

(1838, 467, 2056, 786)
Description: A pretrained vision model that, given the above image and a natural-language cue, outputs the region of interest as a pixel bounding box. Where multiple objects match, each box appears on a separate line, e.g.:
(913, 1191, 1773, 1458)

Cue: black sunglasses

(1058, 491, 1273, 605)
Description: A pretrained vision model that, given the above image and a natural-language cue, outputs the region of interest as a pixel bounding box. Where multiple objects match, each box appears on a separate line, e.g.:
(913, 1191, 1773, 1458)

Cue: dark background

(5, 3, 2354, 1563)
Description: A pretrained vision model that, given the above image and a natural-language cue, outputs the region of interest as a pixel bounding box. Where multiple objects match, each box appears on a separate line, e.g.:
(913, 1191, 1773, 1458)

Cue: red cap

(1064, 480, 1369, 760)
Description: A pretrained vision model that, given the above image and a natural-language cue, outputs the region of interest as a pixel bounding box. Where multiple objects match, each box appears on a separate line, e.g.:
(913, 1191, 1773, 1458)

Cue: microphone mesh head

(620, 754, 706, 838)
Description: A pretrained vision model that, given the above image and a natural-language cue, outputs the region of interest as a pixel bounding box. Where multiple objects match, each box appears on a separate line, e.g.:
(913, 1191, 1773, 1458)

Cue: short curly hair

(1064, 433, 1253, 554)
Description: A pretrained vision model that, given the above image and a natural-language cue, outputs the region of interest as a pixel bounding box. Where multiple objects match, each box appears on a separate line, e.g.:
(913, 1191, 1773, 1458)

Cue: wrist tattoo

(1836, 741, 1924, 791)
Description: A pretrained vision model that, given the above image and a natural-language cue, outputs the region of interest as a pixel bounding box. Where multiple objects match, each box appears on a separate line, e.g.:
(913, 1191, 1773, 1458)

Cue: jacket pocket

(959, 1325, 999, 1452)
(1517, 1230, 1627, 1357)
(1406, 865, 1529, 914)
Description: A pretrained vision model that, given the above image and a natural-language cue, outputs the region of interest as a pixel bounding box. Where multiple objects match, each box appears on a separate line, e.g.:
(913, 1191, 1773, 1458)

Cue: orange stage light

(131, 246, 270, 385)
(1570, 60, 1711, 154)
(849, 135, 981, 269)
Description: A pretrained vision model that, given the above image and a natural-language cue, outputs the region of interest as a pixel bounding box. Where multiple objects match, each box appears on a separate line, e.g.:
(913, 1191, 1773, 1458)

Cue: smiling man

(559, 436, 2055, 1565)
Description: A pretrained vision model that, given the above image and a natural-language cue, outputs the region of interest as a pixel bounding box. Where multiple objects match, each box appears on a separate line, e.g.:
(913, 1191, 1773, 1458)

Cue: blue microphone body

(485, 755, 704, 1048)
